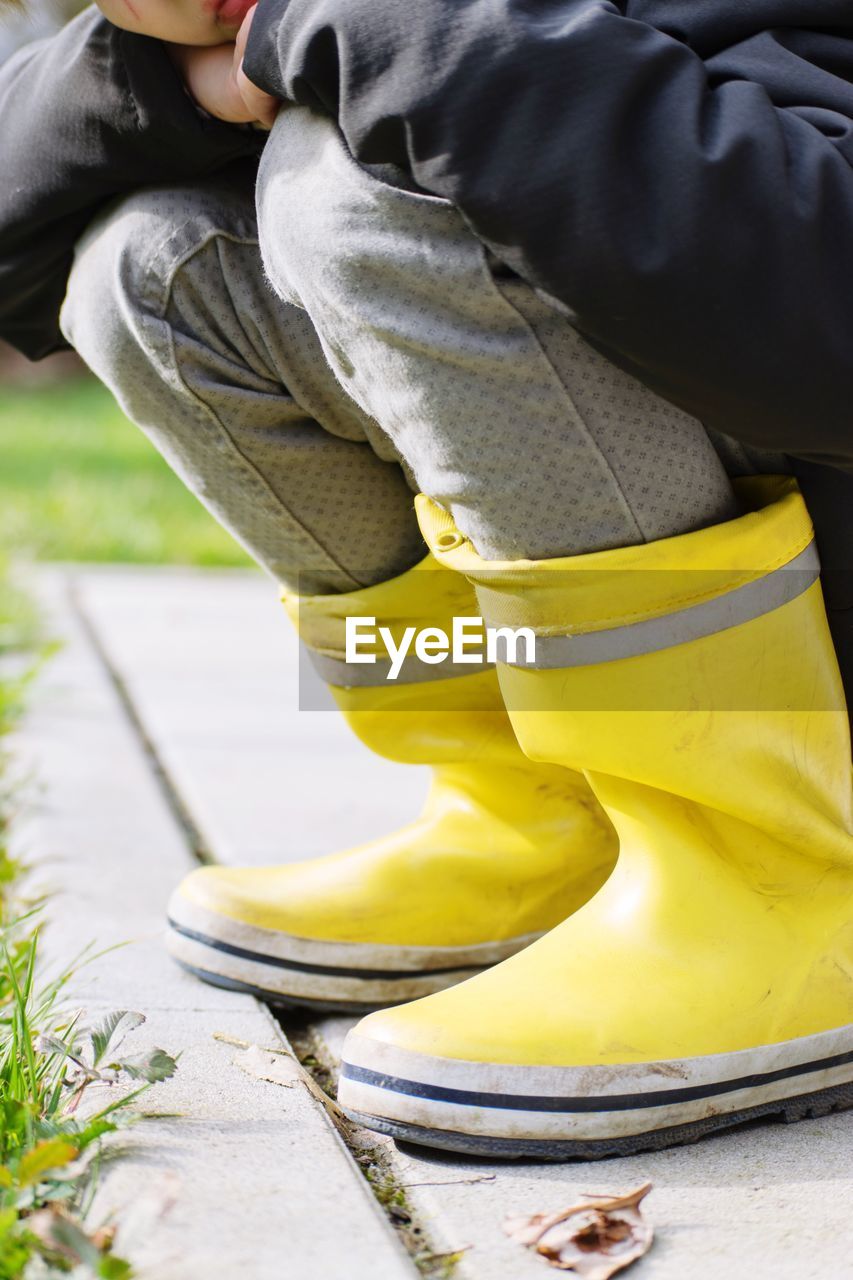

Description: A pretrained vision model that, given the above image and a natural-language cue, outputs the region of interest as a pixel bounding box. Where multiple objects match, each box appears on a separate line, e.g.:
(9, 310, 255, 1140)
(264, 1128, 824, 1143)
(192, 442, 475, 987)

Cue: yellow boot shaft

(400, 477, 853, 1059)
(169, 553, 617, 1009)
(335, 481, 853, 1156)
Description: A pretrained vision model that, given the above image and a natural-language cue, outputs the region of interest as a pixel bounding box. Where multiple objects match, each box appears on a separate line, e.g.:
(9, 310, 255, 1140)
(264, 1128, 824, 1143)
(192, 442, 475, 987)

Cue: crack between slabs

(66, 574, 214, 867)
(282, 1011, 467, 1280)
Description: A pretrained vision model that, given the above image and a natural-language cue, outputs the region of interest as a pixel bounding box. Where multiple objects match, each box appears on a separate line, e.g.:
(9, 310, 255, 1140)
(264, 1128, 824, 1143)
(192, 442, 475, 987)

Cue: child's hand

(168, 7, 279, 129)
(232, 7, 280, 127)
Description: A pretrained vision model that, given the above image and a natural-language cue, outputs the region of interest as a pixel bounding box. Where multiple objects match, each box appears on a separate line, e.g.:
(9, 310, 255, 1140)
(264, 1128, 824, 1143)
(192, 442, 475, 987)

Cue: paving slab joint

(68, 576, 214, 866)
(284, 1012, 466, 1279)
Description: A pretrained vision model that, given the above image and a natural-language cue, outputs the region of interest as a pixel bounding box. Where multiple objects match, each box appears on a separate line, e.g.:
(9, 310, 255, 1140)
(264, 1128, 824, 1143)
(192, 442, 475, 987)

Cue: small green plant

(0, 946, 177, 1277)
(0, 566, 178, 1276)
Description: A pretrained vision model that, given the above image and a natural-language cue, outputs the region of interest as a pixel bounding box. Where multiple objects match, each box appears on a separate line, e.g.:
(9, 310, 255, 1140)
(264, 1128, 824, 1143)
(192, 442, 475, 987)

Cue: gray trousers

(61, 108, 781, 596)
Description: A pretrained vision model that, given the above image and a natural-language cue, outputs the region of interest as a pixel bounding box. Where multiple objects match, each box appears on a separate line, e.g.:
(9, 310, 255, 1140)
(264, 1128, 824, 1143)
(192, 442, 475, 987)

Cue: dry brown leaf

(232, 1044, 301, 1089)
(27, 1206, 124, 1271)
(90, 1224, 117, 1251)
(504, 1181, 653, 1279)
(230, 1042, 350, 1131)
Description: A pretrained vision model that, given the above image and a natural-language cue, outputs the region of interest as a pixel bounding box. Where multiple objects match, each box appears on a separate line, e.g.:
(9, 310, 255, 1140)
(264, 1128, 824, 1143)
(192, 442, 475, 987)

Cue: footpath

(13, 564, 853, 1279)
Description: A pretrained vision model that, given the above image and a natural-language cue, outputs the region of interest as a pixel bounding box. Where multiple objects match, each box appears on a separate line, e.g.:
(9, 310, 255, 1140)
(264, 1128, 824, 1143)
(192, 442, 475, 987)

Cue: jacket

(2, 1, 853, 685)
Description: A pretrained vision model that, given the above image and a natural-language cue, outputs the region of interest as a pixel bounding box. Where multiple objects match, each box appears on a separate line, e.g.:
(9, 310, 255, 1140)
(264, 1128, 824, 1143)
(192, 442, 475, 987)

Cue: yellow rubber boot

(339, 478, 853, 1156)
(168, 555, 616, 1010)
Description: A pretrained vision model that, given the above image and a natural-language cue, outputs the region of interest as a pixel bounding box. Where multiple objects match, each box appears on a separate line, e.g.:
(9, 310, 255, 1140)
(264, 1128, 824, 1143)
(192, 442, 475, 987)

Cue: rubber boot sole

(167, 893, 540, 1011)
(338, 1025, 853, 1158)
(344, 1084, 853, 1160)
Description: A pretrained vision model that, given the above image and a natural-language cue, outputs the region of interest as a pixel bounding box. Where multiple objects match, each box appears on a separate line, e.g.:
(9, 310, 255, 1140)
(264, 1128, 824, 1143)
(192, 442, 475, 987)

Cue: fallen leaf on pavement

(230, 1042, 349, 1131)
(504, 1181, 653, 1278)
(233, 1044, 301, 1089)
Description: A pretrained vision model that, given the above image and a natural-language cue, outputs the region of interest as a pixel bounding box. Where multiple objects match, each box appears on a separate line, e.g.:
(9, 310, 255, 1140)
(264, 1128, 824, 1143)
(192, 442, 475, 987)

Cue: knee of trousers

(256, 108, 351, 310)
(60, 183, 258, 386)
(257, 107, 460, 315)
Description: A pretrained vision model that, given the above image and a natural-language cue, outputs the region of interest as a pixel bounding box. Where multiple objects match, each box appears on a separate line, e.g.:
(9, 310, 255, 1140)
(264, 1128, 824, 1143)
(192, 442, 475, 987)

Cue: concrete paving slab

(70, 565, 853, 1280)
(72, 566, 427, 866)
(13, 571, 415, 1280)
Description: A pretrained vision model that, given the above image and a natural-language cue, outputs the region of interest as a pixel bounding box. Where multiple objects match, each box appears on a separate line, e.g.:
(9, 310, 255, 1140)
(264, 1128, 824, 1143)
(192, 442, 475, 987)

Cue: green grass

(0, 946, 177, 1278)
(0, 379, 252, 566)
(0, 570, 178, 1276)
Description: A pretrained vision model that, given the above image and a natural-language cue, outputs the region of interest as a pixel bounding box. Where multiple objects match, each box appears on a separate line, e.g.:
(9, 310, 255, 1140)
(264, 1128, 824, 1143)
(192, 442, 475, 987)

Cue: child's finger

(234, 4, 257, 62)
(234, 5, 280, 127)
(235, 64, 279, 127)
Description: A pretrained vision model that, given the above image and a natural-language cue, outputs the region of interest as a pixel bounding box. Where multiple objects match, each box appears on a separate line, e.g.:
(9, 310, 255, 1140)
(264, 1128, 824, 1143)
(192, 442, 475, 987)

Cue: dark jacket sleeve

(244, 0, 853, 471)
(0, 7, 261, 359)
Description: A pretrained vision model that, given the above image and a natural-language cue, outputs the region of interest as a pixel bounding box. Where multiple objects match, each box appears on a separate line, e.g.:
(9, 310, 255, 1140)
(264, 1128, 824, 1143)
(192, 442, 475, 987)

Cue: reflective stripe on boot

(336, 479, 853, 1154)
